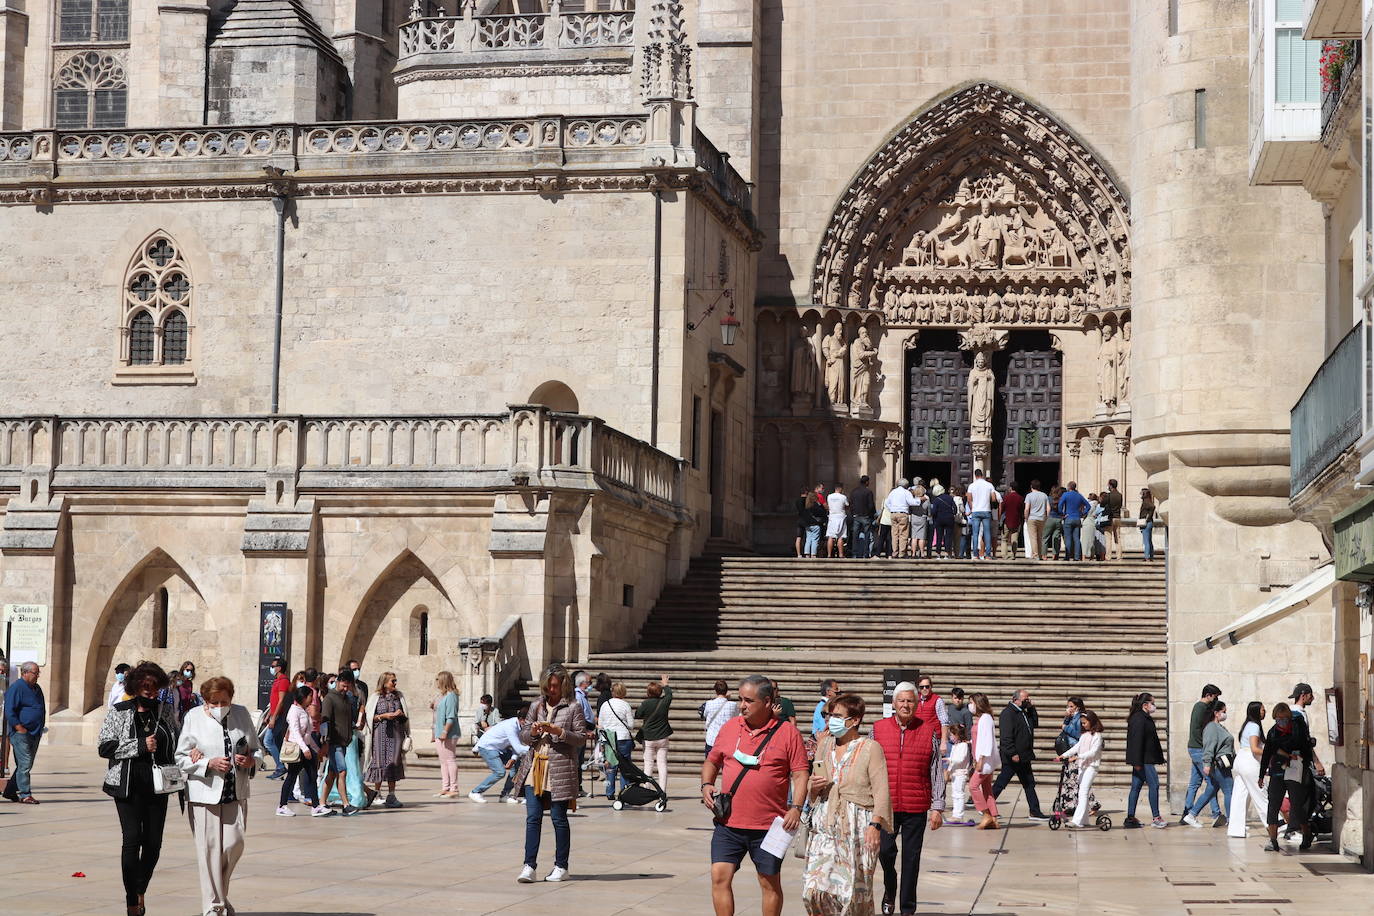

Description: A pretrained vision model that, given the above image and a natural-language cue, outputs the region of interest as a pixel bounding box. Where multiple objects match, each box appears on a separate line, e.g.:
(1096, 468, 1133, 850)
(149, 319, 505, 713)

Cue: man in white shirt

(826, 483, 849, 558)
(965, 469, 998, 560)
(884, 479, 920, 558)
(472, 707, 532, 803)
(1022, 480, 1050, 560)
(108, 662, 130, 706)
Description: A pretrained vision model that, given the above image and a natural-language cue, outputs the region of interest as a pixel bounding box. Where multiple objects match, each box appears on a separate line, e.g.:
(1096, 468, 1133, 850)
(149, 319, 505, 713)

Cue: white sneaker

(517, 865, 536, 884)
(502, 795, 520, 804)
(468, 791, 487, 804)
(544, 866, 568, 882)
(1182, 812, 1202, 828)
(310, 805, 333, 817)
(275, 805, 295, 817)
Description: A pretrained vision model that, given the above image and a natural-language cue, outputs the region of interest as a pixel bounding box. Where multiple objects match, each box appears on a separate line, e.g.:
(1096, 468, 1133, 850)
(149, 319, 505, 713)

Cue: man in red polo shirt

(872, 679, 946, 916)
(701, 674, 808, 916)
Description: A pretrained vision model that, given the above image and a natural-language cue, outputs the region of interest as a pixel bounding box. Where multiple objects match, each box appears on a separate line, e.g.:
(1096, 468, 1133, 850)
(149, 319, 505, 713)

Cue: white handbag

(152, 763, 185, 795)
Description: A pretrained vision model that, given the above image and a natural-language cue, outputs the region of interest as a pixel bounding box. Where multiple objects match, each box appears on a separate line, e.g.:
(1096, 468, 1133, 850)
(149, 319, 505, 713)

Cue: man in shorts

(701, 675, 808, 916)
(321, 669, 359, 816)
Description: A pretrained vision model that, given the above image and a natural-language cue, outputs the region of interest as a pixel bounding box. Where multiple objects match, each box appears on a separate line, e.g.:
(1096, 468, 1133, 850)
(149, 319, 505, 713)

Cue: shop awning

(1191, 562, 1335, 654)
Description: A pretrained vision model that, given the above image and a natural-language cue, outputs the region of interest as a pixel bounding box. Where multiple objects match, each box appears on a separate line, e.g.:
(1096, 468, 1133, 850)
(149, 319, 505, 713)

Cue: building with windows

(0, 0, 1348, 838)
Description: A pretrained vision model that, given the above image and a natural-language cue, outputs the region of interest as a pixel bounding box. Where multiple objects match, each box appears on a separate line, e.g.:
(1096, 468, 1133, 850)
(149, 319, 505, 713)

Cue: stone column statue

(967, 350, 995, 440)
(822, 324, 848, 404)
(850, 327, 878, 415)
(1097, 324, 1120, 415)
(789, 325, 818, 413)
(1117, 320, 1131, 407)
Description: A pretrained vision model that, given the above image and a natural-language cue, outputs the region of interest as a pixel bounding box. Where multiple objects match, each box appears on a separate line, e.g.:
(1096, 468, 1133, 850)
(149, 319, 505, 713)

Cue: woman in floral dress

(803, 693, 892, 916)
(363, 671, 411, 808)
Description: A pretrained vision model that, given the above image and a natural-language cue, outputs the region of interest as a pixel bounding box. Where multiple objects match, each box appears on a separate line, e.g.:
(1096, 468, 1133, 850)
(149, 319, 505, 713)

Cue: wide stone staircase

(421, 555, 1167, 794)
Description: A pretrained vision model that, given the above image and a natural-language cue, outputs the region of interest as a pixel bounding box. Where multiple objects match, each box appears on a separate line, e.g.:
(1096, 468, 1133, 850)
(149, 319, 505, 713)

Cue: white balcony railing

(1250, 0, 1324, 185)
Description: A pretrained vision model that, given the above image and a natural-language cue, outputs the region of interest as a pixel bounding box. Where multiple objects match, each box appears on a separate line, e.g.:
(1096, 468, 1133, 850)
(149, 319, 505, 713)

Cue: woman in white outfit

(175, 676, 260, 916)
(1055, 709, 1103, 828)
(1227, 701, 1267, 838)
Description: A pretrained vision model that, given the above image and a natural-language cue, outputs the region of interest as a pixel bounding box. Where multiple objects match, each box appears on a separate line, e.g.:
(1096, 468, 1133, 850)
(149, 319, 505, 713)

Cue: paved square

(1, 749, 1363, 915)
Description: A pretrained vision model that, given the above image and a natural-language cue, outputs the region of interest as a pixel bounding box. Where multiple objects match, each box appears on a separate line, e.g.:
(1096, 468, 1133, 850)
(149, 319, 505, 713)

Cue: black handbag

(1054, 731, 1073, 755)
(712, 721, 784, 824)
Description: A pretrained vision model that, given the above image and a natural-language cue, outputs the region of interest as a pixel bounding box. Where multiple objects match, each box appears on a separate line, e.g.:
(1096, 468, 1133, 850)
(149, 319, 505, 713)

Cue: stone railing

(1291, 322, 1362, 497)
(400, 9, 635, 57)
(0, 115, 650, 164)
(0, 409, 684, 513)
(457, 614, 528, 727)
(693, 127, 753, 215)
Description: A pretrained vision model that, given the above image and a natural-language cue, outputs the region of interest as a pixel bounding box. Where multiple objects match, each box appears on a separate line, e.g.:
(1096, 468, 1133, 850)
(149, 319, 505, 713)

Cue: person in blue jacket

(1057, 482, 1091, 561)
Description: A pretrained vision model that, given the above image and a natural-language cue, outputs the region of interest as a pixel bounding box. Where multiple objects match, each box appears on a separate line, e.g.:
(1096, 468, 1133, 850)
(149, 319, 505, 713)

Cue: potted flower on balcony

(1320, 40, 1356, 94)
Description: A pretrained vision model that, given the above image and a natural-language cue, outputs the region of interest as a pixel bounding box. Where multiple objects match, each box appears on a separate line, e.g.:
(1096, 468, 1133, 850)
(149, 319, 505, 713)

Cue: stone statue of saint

(822, 324, 848, 403)
(1097, 324, 1120, 413)
(850, 327, 878, 410)
(967, 350, 995, 440)
(966, 200, 1004, 268)
(1117, 321, 1131, 406)
(789, 326, 818, 398)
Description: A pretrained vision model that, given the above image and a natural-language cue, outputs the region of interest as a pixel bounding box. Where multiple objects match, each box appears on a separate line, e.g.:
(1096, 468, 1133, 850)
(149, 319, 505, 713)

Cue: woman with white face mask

(1183, 700, 1235, 829)
(175, 676, 260, 916)
(801, 694, 892, 915)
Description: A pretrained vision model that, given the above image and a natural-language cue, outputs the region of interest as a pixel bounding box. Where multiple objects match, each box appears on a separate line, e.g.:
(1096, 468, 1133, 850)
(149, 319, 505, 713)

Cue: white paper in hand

(759, 815, 798, 858)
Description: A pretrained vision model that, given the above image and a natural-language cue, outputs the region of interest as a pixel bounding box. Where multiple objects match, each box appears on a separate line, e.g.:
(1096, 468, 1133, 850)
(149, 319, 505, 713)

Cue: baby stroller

(1282, 774, 1333, 837)
(1047, 762, 1110, 831)
(602, 733, 668, 812)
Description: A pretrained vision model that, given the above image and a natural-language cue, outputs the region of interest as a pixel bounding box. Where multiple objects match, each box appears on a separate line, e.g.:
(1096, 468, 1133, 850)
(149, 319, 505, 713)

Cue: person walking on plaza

(513, 665, 585, 883)
(1054, 709, 1104, 828)
(946, 688, 972, 756)
(966, 468, 998, 560)
(945, 723, 972, 825)
(363, 671, 410, 809)
(850, 475, 877, 559)
(702, 675, 808, 916)
(1289, 682, 1326, 830)
(1054, 697, 1097, 819)
(262, 657, 291, 779)
(175, 660, 202, 725)
(968, 692, 1001, 829)
(1101, 478, 1124, 560)
(109, 662, 131, 706)
(885, 478, 919, 558)
(1023, 480, 1049, 559)
(1184, 700, 1235, 829)
(999, 484, 1023, 558)
(475, 693, 502, 738)
(703, 679, 735, 757)
(472, 705, 530, 803)
(812, 679, 841, 739)
(803, 693, 894, 915)
(1228, 702, 1268, 838)
(930, 484, 958, 558)
(319, 669, 359, 815)
(99, 662, 178, 916)
(3, 661, 45, 805)
(826, 483, 850, 558)
(177, 676, 260, 916)
(277, 685, 329, 817)
(1183, 684, 1223, 824)
(597, 682, 635, 799)
(637, 674, 674, 793)
(431, 670, 461, 799)
(872, 681, 946, 915)
(1138, 487, 1158, 560)
(1124, 692, 1167, 829)
(991, 689, 1046, 821)
(1259, 702, 1314, 851)
(1057, 482, 1090, 561)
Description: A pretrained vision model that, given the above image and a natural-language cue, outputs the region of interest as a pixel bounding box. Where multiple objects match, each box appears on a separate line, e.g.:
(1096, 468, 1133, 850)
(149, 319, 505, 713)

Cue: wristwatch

(701, 782, 714, 789)
(788, 803, 803, 811)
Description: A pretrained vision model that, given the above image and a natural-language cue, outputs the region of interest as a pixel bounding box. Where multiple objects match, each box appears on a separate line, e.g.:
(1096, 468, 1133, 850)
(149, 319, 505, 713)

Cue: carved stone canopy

(813, 83, 1130, 333)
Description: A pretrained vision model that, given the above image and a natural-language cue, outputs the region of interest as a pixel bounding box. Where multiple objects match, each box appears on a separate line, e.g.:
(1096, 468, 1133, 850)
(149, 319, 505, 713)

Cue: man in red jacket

(872, 680, 946, 916)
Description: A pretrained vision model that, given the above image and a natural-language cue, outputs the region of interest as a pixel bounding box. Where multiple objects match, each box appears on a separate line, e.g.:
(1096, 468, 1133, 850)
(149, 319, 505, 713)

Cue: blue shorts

(710, 824, 782, 876)
(329, 744, 348, 774)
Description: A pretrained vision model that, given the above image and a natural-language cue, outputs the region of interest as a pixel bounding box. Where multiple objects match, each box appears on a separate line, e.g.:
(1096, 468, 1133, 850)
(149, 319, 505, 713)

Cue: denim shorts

(329, 744, 348, 774)
(710, 824, 782, 876)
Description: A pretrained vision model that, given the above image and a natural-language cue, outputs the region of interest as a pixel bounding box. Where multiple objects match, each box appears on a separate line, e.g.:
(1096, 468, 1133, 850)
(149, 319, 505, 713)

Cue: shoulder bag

(280, 740, 302, 764)
(152, 763, 185, 794)
(712, 720, 785, 825)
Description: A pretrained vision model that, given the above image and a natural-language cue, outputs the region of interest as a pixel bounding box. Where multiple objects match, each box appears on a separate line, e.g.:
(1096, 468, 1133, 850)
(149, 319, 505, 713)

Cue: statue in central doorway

(967, 350, 995, 440)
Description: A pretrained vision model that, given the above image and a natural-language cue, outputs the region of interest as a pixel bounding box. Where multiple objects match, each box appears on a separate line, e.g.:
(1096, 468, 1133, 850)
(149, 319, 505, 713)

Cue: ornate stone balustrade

(0, 410, 683, 515)
(692, 127, 752, 216)
(399, 10, 634, 58)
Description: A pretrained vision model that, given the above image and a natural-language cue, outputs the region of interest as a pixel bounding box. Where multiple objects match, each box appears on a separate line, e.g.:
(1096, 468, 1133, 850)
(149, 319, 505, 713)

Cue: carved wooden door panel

(907, 345, 972, 481)
(1000, 346, 1062, 484)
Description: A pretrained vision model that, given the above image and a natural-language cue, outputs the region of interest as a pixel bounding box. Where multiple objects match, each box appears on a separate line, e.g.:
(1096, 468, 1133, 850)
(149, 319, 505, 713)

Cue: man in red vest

(872, 679, 946, 916)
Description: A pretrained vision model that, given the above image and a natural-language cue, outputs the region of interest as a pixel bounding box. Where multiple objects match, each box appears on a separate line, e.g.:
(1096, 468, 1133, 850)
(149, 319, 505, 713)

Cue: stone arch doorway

(86, 548, 217, 712)
(341, 551, 465, 691)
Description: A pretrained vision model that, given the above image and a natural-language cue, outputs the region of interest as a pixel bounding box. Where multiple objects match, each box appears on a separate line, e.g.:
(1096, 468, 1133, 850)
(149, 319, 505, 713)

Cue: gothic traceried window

(58, 0, 129, 43)
(54, 50, 127, 129)
(121, 235, 194, 371)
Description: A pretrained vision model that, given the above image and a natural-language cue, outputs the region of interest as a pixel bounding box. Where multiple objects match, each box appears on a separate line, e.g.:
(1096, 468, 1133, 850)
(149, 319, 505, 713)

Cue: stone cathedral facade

(0, 0, 1337, 799)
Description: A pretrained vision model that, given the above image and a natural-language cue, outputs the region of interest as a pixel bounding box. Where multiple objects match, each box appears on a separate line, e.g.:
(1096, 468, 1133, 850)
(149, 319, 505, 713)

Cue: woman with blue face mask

(801, 694, 893, 915)
(109, 663, 132, 706)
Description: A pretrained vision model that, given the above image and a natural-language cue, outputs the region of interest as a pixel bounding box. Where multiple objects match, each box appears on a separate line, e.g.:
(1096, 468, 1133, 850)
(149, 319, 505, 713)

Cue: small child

(945, 722, 973, 824)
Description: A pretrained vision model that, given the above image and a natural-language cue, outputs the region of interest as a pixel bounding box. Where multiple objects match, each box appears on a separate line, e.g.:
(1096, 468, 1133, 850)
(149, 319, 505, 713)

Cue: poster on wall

(1326, 687, 1343, 747)
(3, 604, 50, 668)
(881, 669, 921, 719)
(256, 602, 288, 711)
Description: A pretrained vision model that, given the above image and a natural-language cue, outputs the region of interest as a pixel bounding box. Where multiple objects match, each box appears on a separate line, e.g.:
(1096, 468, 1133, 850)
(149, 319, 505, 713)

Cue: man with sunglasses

(701, 675, 808, 916)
